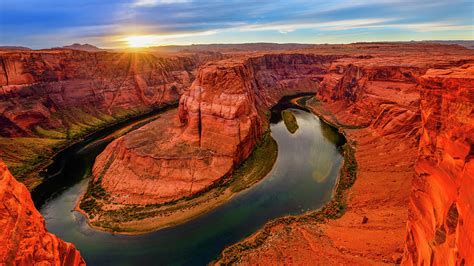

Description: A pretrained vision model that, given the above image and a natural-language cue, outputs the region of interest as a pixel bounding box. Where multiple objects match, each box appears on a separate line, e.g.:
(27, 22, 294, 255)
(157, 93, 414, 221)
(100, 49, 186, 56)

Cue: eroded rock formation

(0, 160, 85, 265)
(89, 54, 335, 206)
(217, 45, 474, 265)
(402, 64, 474, 265)
(0, 50, 222, 137)
(0, 43, 472, 264)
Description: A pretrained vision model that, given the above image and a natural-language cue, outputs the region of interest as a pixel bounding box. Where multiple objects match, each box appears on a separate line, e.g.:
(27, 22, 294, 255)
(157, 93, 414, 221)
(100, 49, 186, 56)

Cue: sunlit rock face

(0, 160, 85, 265)
(216, 44, 474, 265)
(402, 64, 474, 266)
(0, 50, 223, 137)
(93, 53, 336, 205)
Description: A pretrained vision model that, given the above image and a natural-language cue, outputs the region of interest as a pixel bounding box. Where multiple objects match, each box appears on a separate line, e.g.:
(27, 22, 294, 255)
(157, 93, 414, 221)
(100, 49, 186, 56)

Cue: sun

(125, 35, 159, 48)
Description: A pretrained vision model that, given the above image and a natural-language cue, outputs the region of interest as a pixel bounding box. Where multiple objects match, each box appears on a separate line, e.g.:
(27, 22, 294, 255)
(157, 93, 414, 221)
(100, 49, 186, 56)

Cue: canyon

(217, 45, 474, 265)
(0, 49, 223, 188)
(0, 43, 473, 265)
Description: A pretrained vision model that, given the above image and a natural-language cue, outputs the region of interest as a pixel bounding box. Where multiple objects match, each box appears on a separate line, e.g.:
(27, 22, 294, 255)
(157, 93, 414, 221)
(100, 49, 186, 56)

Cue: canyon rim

(1, 0, 473, 265)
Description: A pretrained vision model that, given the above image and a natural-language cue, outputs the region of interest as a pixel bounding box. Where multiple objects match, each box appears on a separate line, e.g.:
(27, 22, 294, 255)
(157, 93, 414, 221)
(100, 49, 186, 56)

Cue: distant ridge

(0, 46, 32, 51)
(423, 40, 474, 49)
(60, 43, 102, 52)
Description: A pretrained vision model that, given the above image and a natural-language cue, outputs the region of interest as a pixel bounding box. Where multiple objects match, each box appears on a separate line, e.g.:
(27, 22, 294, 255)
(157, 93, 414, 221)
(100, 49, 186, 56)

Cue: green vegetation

(229, 133, 278, 192)
(34, 126, 67, 139)
(0, 137, 66, 188)
(281, 110, 299, 134)
(0, 105, 168, 190)
(54, 106, 148, 139)
(80, 132, 278, 232)
(79, 152, 115, 218)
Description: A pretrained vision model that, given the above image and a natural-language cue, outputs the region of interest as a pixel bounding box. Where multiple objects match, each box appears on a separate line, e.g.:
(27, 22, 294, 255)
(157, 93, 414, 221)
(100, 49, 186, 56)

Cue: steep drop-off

(218, 45, 474, 265)
(0, 49, 222, 186)
(1, 43, 473, 264)
(0, 50, 222, 137)
(0, 160, 85, 265)
(81, 54, 338, 231)
(402, 64, 474, 265)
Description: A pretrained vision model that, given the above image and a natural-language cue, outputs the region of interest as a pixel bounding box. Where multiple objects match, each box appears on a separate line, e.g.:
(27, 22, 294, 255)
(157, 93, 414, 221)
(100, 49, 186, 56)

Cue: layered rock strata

(88, 54, 335, 206)
(0, 160, 85, 265)
(402, 64, 474, 265)
(217, 47, 474, 264)
(0, 50, 222, 138)
(1, 43, 472, 264)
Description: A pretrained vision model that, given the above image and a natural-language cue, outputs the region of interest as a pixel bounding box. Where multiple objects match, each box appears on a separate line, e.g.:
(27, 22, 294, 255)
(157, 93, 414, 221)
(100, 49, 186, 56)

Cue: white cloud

(235, 19, 393, 33)
(121, 30, 217, 47)
(132, 0, 191, 8)
(386, 23, 473, 32)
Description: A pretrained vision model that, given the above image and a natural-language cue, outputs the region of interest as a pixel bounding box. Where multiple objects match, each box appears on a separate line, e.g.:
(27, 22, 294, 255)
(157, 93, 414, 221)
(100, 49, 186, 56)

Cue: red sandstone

(91, 54, 333, 205)
(0, 50, 222, 137)
(403, 64, 474, 265)
(0, 43, 473, 265)
(0, 160, 85, 265)
(217, 44, 474, 265)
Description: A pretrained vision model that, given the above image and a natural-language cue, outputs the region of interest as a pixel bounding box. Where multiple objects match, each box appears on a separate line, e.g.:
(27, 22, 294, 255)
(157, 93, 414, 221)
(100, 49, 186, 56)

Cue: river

(38, 98, 345, 265)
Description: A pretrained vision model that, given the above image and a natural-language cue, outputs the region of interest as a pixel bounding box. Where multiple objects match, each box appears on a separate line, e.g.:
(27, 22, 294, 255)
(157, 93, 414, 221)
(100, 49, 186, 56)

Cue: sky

(0, 0, 473, 49)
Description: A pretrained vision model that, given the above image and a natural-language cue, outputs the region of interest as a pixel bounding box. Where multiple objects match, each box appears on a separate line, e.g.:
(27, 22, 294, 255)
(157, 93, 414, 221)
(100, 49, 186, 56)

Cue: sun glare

(125, 35, 159, 48)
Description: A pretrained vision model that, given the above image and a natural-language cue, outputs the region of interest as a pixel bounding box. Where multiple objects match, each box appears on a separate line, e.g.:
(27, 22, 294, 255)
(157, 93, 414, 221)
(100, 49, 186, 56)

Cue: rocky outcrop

(217, 45, 474, 265)
(2, 43, 472, 264)
(87, 54, 335, 207)
(0, 160, 85, 265)
(178, 54, 338, 164)
(402, 64, 474, 265)
(0, 50, 222, 137)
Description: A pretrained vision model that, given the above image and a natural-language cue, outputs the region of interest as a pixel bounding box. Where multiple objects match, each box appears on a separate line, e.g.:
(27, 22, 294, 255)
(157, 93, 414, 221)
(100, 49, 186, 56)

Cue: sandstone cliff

(88, 54, 336, 208)
(217, 45, 474, 265)
(402, 64, 474, 265)
(0, 50, 223, 185)
(1, 44, 472, 264)
(0, 50, 222, 138)
(0, 160, 85, 265)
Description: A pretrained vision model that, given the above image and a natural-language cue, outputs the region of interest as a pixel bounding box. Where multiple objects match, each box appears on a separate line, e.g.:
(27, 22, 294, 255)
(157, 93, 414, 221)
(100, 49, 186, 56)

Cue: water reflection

(40, 99, 345, 265)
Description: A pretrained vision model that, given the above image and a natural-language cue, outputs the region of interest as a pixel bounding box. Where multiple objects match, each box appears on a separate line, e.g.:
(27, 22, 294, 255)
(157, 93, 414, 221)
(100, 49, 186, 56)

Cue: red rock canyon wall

(402, 64, 474, 265)
(0, 50, 222, 137)
(0, 160, 85, 265)
(92, 54, 336, 205)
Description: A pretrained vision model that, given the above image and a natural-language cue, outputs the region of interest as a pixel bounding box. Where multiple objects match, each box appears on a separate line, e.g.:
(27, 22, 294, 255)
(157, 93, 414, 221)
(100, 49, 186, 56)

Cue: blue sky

(0, 0, 472, 48)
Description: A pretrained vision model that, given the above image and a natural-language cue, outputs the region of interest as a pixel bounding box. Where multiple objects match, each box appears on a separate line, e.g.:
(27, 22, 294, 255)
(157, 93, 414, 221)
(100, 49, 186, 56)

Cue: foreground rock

(217, 44, 474, 264)
(0, 160, 85, 265)
(1, 43, 473, 264)
(402, 64, 474, 265)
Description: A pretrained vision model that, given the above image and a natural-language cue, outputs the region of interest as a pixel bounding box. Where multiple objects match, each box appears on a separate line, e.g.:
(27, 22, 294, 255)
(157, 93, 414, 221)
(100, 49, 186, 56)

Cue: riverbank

(76, 132, 278, 234)
(75, 93, 321, 234)
(40, 101, 343, 265)
(217, 96, 417, 264)
(0, 103, 177, 191)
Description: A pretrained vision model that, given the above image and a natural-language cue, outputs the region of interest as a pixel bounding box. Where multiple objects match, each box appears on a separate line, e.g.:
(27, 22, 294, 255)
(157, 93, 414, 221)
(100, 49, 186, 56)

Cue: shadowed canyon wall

(0, 161, 85, 265)
(0, 50, 222, 186)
